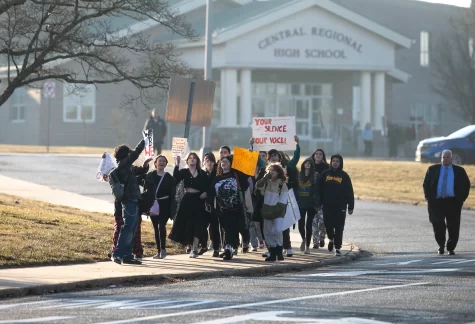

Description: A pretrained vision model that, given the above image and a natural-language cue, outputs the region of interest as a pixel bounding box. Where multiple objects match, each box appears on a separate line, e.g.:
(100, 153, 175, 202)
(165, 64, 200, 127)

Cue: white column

(220, 68, 238, 127)
(240, 69, 252, 127)
(360, 71, 372, 128)
(220, 69, 226, 127)
(372, 72, 385, 131)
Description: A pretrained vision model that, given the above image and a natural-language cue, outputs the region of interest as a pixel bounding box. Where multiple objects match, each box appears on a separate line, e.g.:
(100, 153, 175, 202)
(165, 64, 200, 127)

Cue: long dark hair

(185, 152, 202, 169)
(216, 155, 233, 176)
(311, 149, 328, 165)
(300, 159, 315, 183)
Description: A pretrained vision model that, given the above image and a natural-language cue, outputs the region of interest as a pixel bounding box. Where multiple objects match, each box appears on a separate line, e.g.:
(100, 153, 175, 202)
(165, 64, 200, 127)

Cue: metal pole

(201, 0, 213, 157)
(184, 81, 195, 139)
(47, 97, 51, 153)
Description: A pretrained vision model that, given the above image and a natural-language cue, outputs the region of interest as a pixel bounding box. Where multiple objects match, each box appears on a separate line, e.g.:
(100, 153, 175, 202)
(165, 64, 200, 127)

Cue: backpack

(109, 168, 126, 201)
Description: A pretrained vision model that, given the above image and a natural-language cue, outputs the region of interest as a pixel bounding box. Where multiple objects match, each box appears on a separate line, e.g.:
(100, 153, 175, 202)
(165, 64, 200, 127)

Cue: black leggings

(298, 208, 316, 247)
(151, 214, 169, 252)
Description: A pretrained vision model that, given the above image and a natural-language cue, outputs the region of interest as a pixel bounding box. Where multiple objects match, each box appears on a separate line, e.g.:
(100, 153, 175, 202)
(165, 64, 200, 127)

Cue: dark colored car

(415, 125, 475, 165)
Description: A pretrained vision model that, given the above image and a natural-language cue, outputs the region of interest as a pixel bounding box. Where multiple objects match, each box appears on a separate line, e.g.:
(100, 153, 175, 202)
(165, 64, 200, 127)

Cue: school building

(0, 0, 469, 157)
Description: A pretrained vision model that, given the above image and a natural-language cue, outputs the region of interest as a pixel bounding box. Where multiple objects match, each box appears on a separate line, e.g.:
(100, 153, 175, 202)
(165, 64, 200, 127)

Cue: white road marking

(0, 300, 61, 310)
(450, 260, 475, 264)
(374, 260, 422, 266)
(94, 282, 430, 324)
(431, 259, 468, 265)
(192, 311, 392, 324)
(299, 269, 458, 277)
(119, 300, 181, 309)
(40, 299, 114, 309)
(159, 300, 216, 309)
(0, 317, 74, 323)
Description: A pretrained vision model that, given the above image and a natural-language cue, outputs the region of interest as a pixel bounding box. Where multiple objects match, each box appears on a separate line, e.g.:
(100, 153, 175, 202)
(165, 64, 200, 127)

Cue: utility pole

(200, 0, 213, 159)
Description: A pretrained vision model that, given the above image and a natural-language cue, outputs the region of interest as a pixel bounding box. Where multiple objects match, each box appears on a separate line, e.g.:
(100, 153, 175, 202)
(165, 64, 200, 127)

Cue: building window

(410, 103, 440, 124)
(63, 84, 96, 123)
(420, 31, 430, 67)
(10, 88, 26, 122)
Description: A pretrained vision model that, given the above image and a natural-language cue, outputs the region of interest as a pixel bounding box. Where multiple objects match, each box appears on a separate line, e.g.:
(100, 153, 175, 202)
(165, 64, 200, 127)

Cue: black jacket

(115, 140, 147, 202)
(140, 172, 176, 217)
(319, 154, 354, 210)
(423, 163, 470, 205)
(144, 117, 167, 143)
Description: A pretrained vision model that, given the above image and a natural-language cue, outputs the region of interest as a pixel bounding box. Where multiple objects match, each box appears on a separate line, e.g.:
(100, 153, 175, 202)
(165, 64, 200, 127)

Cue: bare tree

(0, 0, 198, 109)
(431, 6, 475, 122)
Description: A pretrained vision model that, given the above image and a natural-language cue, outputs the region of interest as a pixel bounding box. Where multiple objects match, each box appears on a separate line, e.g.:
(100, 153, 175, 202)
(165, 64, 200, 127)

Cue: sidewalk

(0, 174, 359, 299)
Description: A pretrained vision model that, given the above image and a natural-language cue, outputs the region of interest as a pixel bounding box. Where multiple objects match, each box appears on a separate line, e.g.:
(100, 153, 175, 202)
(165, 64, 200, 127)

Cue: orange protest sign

(232, 147, 259, 176)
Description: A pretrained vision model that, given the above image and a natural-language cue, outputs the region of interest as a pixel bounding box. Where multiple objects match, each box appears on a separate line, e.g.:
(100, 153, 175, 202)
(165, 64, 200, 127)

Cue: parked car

(415, 125, 475, 165)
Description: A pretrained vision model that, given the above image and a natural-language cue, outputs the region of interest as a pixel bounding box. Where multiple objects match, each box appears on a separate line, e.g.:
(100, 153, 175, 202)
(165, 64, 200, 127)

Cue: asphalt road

(1, 154, 474, 323)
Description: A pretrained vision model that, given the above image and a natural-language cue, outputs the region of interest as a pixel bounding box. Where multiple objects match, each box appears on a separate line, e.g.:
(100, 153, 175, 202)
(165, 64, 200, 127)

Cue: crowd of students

(106, 135, 354, 265)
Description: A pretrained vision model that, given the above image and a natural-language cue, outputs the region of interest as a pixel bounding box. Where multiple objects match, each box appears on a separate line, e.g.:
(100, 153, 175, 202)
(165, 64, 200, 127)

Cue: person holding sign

(208, 155, 250, 260)
(256, 163, 289, 262)
(251, 135, 300, 257)
(169, 153, 209, 258)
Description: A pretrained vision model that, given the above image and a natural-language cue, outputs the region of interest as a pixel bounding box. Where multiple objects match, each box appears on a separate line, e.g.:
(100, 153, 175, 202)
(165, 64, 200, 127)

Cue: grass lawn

(343, 159, 475, 209)
(0, 194, 182, 268)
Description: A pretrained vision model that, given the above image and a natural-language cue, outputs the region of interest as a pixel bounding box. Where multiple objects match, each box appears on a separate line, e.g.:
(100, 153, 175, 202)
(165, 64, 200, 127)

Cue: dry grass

(0, 194, 182, 268)
(336, 159, 475, 209)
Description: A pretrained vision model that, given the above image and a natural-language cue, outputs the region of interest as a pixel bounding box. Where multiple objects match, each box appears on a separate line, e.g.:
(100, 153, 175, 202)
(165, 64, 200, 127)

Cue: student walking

(141, 155, 175, 259)
(319, 154, 355, 256)
(169, 153, 209, 258)
(310, 149, 329, 249)
(256, 164, 289, 261)
(209, 155, 250, 260)
(297, 158, 321, 254)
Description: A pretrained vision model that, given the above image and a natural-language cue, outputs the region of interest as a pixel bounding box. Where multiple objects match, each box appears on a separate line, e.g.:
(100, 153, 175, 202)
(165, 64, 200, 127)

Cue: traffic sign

(43, 81, 56, 99)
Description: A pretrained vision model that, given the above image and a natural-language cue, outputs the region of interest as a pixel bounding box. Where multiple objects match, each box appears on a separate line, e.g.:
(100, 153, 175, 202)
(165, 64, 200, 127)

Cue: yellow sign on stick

(232, 147, 259, 176)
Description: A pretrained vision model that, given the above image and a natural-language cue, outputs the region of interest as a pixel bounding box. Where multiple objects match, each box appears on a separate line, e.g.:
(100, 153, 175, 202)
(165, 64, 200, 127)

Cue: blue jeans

(114, 201, 139, 258)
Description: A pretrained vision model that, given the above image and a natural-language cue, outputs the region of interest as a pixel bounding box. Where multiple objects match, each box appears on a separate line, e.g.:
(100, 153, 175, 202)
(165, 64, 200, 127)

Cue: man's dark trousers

(429, 198, 462, 251)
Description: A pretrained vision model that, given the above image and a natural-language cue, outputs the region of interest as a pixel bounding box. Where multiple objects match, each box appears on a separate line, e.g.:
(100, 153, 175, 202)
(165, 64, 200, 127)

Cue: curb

(0, 249, 360, 300)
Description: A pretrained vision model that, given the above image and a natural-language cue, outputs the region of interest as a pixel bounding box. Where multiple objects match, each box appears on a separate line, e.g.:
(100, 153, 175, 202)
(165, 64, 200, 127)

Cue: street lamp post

(200, 0, 213, 158)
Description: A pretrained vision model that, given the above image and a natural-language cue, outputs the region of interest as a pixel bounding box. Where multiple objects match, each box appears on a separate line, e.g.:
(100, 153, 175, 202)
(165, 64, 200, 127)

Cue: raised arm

(287, 136, 301, 168)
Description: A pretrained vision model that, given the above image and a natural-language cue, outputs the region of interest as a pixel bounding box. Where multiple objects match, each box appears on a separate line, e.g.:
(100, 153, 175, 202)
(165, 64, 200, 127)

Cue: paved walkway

(0, 174, 359, 299)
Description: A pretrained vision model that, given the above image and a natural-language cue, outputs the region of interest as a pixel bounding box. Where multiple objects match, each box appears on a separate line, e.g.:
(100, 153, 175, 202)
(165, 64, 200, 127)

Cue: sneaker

(135, 255, 143, 262)
(189, 250, 198, 258)
(122, 257, 142, 265)
(251, 247, 258, 252)
(328, 240, 334, 252)
(212, 250, 220, 257)
(111, 256, 122, 264)
(335, 249, 341, 257)
(320, 239, 325, 248)
(259, 241, 265, 249)
(286, 249, 293, 257)
(304, 247, 310, 254)
(223, 245, 233, 260)
(160, 249, 167, 259)
(300, 241, 305, 251)
(152, 253, 161, 259)
(198, 248, 208, 255)
(223, 248, 232, 260)
(262, 251, 270, 257)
